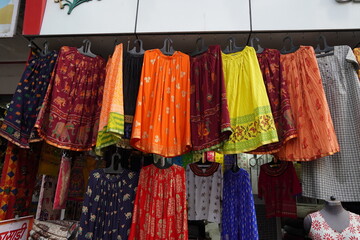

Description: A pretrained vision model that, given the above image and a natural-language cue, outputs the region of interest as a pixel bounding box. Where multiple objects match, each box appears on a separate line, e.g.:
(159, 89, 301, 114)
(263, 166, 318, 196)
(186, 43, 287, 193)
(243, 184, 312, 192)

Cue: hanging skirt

(221, 46, 278, 154)
(130, 49, 191, 157)
(276, 46, 339, 161)
(249, 48, 297, 154)
(118, 52, 144, 149)
(190, 45, 232, 152)
(35, 46, 106, 151)
(96, 44, 124, 153)
(0, 51, 58, 148)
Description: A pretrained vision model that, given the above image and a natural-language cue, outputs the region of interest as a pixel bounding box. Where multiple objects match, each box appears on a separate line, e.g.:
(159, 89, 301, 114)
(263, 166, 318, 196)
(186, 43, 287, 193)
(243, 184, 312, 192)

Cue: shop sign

(0, 0, 20, 38)
(0, 216, 33, 240)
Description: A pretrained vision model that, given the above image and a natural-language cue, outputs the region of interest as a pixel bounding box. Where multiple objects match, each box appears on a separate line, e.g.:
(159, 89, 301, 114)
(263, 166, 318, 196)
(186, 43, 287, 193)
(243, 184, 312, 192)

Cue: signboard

(0, 216, 33, 240)
(0, 0, 20, 37)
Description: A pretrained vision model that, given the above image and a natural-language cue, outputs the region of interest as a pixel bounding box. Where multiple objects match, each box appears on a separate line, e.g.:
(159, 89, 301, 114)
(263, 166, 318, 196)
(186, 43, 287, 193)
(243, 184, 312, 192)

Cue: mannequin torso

(304, 200, 349, 234)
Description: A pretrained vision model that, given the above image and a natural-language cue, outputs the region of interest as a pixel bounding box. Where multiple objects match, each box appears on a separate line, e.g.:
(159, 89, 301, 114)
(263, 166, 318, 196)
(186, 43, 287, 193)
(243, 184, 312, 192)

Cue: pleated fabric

(302, 46, 360, 201)
(96, 44, 124, 153)
(0, 51, 58, 148)
(78, 169, 139, 240)
(35, 46, 106, 151)
(129, 164, 188, 240)
(221, 46, 278, 154)
(118, 52, 144, 149)
(249, 48, 297, 154)
(131, 49, 191, 157)
(276, 46, 339, 161)
(190, 45, 232, 152)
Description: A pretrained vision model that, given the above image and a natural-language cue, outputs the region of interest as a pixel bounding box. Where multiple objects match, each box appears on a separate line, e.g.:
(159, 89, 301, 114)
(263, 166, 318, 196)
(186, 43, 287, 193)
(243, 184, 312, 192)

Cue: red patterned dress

(128, 164, 188, 240)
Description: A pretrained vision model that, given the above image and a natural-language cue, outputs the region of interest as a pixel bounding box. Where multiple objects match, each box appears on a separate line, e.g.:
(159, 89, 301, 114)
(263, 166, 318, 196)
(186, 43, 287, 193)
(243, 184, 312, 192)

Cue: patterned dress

(129, 164, 188, 240)
(130, 49, 191, 157)
(276, 46, 339, 161)
(0, 51, 58, 148)
(222, 168, 259, 240)
(186, 162, 222, 224)
(221, 46, 278, 154)
(78, 169, 139, 240)
(353, 47, 360, 79)
(190, 45, 232, 152)
(308, 211, 360, 239)
(302, 46, 360, 201)
(35, 46, 106, 151)
(249, 48, 297, 154)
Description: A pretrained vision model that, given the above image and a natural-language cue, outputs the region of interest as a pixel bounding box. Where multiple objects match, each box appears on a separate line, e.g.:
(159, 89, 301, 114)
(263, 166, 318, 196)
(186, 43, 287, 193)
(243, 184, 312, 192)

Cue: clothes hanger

(190, 37, 208, 56)
(223, 37, 245, 54)
(103, 148, 123, 174)
(250, 37, 264, 54)
(232, 158, 240, 173)
(153, 155, 173, 169)
(314, 35, 334, 54)
(280, 36, 299, 54)
(40, 41, 50, 56)
(267, 156, 282, 168)
(160, 38, 175, 56)
(195, 153, 212, 168)
(77, 39, 97, 58)
(127, 38, 145, 55)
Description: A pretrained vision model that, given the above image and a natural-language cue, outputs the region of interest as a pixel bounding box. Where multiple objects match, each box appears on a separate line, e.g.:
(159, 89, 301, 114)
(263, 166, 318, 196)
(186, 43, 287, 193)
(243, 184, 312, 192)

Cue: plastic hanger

(77, 39, 97, 58)
(195, 153, 212, 168)
(160, 38, 175, 56)
(314, 35, 334, 54)
(127, 38, 145, 55)
(190, 37, 208, 56)
(223, 37, 245, 54)
(153, 155, 173, 169)
(40, 41, 49, 56)
(232, 158, 240, 173)
(267, 156, 281, 168)
(250, 37, 264, 54)
(280, 36, 299, 54)
(103, 148, 123, 174)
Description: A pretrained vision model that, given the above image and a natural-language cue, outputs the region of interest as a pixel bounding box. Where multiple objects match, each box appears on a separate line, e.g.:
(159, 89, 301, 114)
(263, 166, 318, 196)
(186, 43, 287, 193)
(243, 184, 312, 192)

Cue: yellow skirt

(221, 46, 278, 154)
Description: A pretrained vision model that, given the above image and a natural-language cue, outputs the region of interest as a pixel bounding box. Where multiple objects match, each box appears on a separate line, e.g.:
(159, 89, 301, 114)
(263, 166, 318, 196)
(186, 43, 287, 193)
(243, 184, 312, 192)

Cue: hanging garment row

(1, 36, 360, 202)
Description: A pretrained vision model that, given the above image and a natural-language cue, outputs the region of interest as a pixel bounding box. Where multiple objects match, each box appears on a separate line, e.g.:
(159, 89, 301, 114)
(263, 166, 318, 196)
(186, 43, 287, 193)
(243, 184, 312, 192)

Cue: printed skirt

(35, 46, 106, 151)
(190, 45, 232, 152)
(221, 46, 278, 154)
(130, 49, 191, 157)
(276, 46, 339, 161)
(0, 51, 58, 148)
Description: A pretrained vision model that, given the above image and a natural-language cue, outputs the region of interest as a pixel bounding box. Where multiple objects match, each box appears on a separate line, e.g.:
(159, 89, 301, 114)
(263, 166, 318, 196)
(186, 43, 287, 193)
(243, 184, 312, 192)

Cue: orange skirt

(130, 49, 191, 157)
(276, 46, 339, 161)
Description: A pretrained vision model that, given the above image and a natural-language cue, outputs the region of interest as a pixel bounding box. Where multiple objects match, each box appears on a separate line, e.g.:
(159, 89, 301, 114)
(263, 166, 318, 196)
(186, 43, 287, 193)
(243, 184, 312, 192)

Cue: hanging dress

(129, 164, 188, 240)
(186, 162, 222, 224)
(249, 48, 297, 154)
(118, 52, 144, 149)
(258, 162, 302, 218)
(130, 49, 191, 157)
(353, 47, 360, 79)
(35, 46, 106, 151)
(276, 46, 339, 161)
(0, 51, 58, 148)
(78, 169, 139, 240)
(221, 46, 278, 154)
(96, 44, 124, 153)
(302, 46, 360, 201)
(190, 45, 232, 152)
(222, 168, 259, 240)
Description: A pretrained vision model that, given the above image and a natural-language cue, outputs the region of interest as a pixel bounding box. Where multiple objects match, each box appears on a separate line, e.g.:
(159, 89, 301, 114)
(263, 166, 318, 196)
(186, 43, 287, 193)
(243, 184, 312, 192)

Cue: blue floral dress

(78, 169, 139, 240)
(222, 168, 259, 240)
